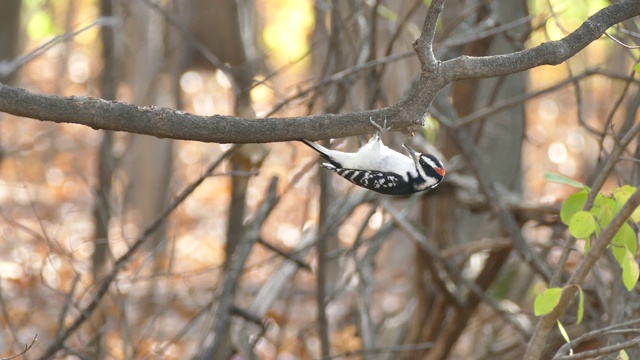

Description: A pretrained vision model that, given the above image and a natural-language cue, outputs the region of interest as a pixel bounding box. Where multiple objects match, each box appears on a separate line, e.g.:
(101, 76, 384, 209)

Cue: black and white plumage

(300, 119, 445, 195)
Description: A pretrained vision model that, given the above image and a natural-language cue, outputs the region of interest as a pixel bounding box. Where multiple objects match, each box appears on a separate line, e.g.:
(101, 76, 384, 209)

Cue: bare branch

(549, 120, 640, 288)
(554, 318, 640, 358)
(0, 18, 116, 79)
(196, 177, 280, 359)
(256, 238, 312, 271)
(327, 341, 434, 359)
(234, 228, 317, 359)
(0, 1, 636, 144)
(525, 188, 640, 360)
(0, 334, 38, 360)
(414, 0, 445, 73)
(37, 147, 237, 360)
(383, 202, 530, 338)
(554, 336, 640, 360)
(432, 107, 553, 280)
(0, 84, 392, 142)
(457, 68, 640, 127)
(439, 0, 640, 82)
(605, 31, 640, 49)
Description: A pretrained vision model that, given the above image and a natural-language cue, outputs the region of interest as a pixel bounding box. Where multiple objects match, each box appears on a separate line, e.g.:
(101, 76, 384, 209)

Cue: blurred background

(0, 0, 638, 359)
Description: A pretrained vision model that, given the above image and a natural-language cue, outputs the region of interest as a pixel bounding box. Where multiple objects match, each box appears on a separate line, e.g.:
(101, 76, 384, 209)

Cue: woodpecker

(300, 118, 445, 195)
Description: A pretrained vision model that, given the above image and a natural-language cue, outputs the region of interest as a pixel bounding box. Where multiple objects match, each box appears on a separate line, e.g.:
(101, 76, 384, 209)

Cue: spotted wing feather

(321, 163, 415, 195)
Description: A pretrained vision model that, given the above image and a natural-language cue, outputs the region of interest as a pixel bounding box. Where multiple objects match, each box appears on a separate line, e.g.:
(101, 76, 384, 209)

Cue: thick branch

(0, 0, 638, 143)
(0, 84, 402, 142)
(413, 0, 445, 73)
(440, 0, 640, 81)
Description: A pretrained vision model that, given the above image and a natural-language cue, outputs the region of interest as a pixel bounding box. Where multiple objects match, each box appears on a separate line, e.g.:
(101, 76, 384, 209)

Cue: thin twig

(549, 119, 640, 288)
(433, 107, 553, 280)
(439, 15, 533, 48)
(0, 17, 117, 78)
(196, 177, 280, 359)
(0, 335, 38, 360)
(234, 227, 317, 359)
(605, 32, 640, 49)
(55, 274, 81, 337)
(327, 341, 434, 359)
(256, 238, 312, 272)
(37, 146, 237, 360)
(139, 0, 233, 85)
(383, 203, 530, 338)
(554, 318, 640, 357)
(554, 336, 640, 360)
(525, 188, 640, 359)
(456, 68, 639, 127)
(0, 280, 24, 355)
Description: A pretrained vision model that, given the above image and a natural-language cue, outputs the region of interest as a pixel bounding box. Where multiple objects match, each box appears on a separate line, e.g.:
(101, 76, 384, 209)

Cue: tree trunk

(119, 2, 174, 356)
(0, 0, 21, 85)
(405, 1, 529, 358)
(88, 0, 118, 358)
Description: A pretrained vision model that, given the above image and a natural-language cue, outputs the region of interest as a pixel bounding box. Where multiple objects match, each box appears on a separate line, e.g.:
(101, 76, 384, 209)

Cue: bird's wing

(320, 164, 410, 193)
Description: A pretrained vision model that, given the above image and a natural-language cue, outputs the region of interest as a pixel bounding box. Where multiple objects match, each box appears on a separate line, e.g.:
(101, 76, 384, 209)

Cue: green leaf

(613, 186, 637, 216)
(620, 349, 629, 360)
(557, 320, 571, 344)
(545, 172, 588, 189)
(592, 194, 615, 237)
(534, 287, 563, 316)
(594, 193, 615, 211)
(594, 193, 613, 207)
(635, 62, 640, 75)
(376, 5, 398, 21)
(569, 211, 596, 239)
(561, 189, 589, 225)
(611, 223, 637, 264)
(591, 203, 613, 237)
(622, 249, 639, 292)
(420, 115, 439, 143)
(618, 185, 636, 196)
(27, 10, 55, 39)
(631, 205, 640, 224)
(584, 237, 591, 254)
(576, 286, 584, 324)
(611, 186, 640, 224)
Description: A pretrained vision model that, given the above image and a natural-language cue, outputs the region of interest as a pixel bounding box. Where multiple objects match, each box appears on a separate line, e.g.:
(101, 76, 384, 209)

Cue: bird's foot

(369, 117, 389, 137)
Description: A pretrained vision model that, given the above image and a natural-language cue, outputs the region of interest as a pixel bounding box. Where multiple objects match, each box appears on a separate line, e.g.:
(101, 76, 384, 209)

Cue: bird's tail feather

(298, 139, 332, 161)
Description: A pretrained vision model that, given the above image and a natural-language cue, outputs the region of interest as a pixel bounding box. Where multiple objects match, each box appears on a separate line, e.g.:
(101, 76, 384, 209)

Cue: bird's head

(402, 144, 446, 191)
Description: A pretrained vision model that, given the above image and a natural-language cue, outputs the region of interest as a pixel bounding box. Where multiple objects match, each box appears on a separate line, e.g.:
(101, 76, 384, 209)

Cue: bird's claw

(369, 117, 389, 136)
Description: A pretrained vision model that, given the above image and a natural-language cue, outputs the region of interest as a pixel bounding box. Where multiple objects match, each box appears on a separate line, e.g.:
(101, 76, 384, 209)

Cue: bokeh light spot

(548, 142, 568, 164)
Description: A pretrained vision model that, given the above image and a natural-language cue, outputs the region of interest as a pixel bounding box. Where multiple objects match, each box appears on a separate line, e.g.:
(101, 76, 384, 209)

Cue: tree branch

(0, 334, 37, 360)
(37, 147, 237, 360)
(554, 318, 640, 358)
(0, 0, 637, 143)
(0, 84, 395, 142)
(439, 0, 640, 82)
(413, 0, 444, 73)
(554, 336, 640, 360)
(432, 107, 553, 280)
(196, 177, 280, 360)
(524, 187, 640, 360)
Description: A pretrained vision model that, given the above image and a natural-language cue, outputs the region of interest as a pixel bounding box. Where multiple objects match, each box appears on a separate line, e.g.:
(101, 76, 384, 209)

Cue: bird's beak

(403, 144, 446, 177)
(402, 144, 420, 163)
